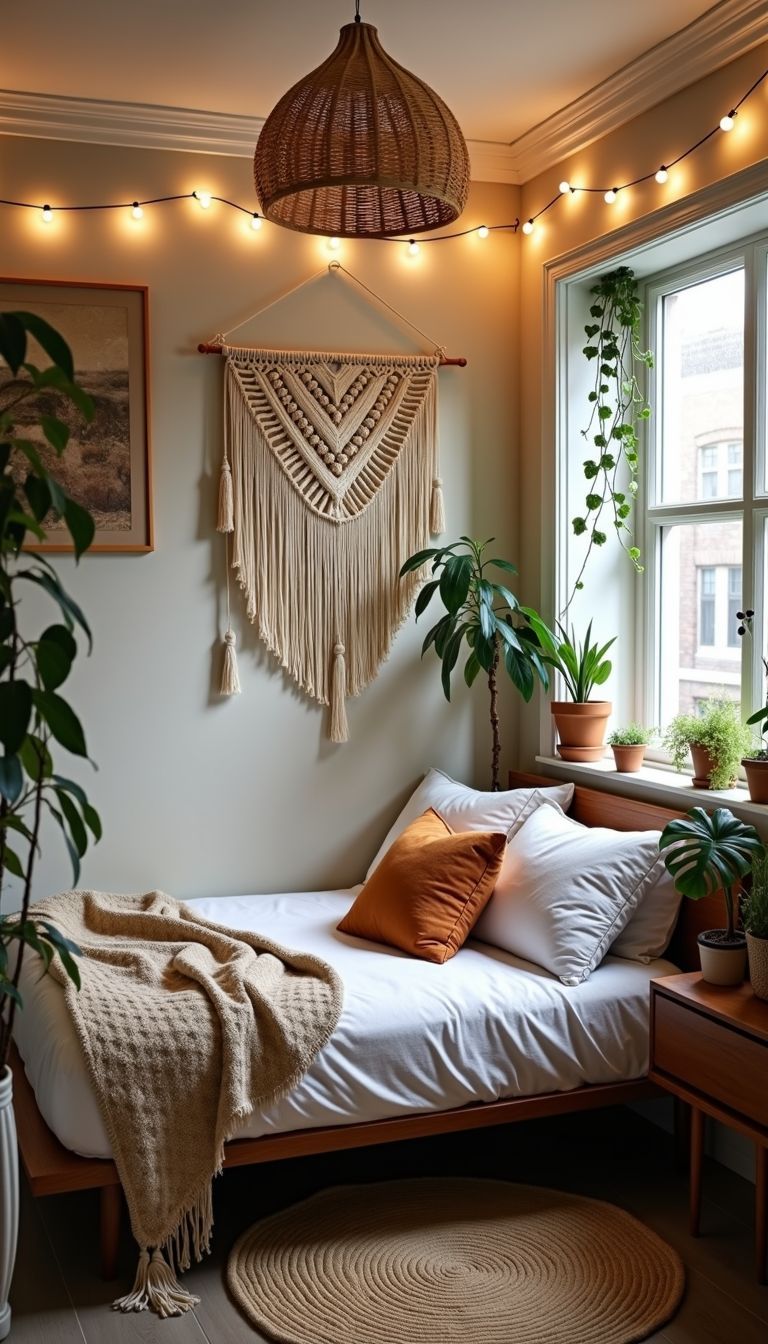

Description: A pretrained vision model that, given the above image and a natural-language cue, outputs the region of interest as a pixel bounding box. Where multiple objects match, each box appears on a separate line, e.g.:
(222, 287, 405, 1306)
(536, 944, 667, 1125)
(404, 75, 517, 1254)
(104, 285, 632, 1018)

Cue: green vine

(568, 265, 653, 607)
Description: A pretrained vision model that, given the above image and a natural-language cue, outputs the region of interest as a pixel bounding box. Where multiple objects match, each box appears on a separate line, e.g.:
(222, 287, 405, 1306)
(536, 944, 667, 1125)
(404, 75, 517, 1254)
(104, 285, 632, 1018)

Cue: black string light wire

(1, 64, 766, 250)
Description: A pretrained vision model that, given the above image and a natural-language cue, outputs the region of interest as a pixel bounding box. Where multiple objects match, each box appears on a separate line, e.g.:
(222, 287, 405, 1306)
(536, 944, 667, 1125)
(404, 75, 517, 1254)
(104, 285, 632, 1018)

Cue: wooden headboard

(508, 770, 723, 972)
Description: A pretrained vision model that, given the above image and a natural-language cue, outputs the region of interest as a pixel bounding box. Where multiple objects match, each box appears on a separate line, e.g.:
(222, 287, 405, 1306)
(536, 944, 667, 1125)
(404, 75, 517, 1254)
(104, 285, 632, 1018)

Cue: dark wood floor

(8, 1104, 767, 1343)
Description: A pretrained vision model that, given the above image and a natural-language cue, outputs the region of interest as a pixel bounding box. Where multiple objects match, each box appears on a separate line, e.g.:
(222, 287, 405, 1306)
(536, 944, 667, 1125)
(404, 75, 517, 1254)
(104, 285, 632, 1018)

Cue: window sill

(535, 754, 768, 827)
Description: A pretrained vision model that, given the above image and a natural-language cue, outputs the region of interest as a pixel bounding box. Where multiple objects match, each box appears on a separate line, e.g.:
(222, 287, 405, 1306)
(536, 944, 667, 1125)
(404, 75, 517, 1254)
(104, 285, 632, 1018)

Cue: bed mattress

(14, 888, 677, 1160)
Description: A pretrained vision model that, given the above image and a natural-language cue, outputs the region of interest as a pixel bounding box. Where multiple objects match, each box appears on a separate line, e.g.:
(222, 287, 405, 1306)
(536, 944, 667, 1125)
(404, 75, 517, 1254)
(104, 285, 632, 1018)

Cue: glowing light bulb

(521, 219, 534, 235)
(477, 225, 489, 239)
(131, 202, 143, 220)
(604, 188, 618, 204)
(251, 213, 263, 231)
(41, 204, 53, 223)
(559, 180, 571, 195)
(407, 239, 420, 256)
(655, 167, 668, 185)
(195, 190, 212, 209)
(719, 112, 735, 132)
(327, 236, 340, 251)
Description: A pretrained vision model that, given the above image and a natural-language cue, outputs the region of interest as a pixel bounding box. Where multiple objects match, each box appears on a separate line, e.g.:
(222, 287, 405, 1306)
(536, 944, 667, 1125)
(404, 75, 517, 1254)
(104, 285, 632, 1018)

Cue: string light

(1, 62, 765, 250)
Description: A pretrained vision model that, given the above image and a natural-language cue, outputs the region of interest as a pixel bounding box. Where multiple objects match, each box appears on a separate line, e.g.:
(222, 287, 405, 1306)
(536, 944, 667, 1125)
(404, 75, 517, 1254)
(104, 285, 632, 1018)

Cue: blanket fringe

(113, 1248, 200, 1318)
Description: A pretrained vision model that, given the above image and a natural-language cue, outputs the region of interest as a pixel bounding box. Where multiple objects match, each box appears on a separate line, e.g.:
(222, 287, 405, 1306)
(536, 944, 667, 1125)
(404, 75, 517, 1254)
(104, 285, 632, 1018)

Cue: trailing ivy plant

(400, 538, 549, 791)
(0, 310, 101, 1071)
(568, 265, 653, 606)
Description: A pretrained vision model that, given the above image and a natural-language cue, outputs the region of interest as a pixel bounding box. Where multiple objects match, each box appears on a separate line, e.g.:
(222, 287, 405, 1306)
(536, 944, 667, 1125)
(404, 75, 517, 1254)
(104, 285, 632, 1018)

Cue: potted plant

(663, 697, 751, 790)
(743, 849, 768, 1000)
(607, 723, 654, 773)
(521, 617, 615, 762)
(659, 807, 763, 986)
(400, 537, 550, 791)
(0, 311, 101, 1340)
(736, 609, 768, 803)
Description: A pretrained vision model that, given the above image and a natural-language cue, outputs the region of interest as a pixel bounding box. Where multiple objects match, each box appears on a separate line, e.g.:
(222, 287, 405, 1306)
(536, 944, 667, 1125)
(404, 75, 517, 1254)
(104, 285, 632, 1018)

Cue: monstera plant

(0, 311, 102, 1070)
(400, 537, 549, 790)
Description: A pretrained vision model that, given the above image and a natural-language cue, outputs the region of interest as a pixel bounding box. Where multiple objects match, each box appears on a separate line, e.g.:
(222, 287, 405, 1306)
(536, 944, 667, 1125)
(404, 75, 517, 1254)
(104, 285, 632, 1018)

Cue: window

(644, 236, 768, 740)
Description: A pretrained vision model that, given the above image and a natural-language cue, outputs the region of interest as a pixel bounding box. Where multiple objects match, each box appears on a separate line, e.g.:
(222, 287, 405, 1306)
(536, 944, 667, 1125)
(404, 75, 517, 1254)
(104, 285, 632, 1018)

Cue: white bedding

(14, 888, 677, 1160)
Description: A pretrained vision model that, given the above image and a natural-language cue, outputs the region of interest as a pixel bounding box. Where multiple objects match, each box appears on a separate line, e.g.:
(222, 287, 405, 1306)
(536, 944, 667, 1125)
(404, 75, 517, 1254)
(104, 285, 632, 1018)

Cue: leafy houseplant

(0, 311, 101, 1339)
(522, 617, 616, 762)
(607, 723, 654, 773)
(567, 266, 653, 607)
(737, 609, 768, 803)
(663, 698, 751, 791)
(743, 849, 768, 1000)
(659, 807, 764, 986)
(400, 537, 549, 791)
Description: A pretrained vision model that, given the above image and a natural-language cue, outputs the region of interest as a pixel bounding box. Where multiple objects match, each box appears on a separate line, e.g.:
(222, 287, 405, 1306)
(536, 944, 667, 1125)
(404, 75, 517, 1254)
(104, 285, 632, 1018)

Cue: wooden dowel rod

(196, 342, 466, 367)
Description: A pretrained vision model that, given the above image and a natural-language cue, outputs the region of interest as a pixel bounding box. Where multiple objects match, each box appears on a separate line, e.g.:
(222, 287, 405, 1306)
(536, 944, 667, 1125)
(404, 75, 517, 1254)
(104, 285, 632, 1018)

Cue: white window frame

(641, 232, 768, 754)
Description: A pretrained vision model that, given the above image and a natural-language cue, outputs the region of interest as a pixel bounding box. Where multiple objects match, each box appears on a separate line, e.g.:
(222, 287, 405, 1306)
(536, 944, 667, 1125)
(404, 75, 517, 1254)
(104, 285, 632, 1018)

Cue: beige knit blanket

(36, 889, 343, 1317)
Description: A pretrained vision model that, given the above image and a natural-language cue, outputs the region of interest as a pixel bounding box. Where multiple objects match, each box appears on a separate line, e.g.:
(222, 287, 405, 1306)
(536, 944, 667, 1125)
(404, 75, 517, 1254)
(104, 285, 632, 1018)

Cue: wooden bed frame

(11, 772, 717, 1278)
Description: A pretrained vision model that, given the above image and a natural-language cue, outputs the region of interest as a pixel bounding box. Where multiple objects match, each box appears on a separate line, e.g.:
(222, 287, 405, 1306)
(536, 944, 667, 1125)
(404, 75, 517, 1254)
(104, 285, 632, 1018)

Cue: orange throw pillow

(338, 808, 506, 964)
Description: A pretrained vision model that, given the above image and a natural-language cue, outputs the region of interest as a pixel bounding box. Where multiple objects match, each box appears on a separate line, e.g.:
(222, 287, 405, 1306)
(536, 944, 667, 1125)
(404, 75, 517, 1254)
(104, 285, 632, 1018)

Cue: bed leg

(100, 1184, 122, 1280)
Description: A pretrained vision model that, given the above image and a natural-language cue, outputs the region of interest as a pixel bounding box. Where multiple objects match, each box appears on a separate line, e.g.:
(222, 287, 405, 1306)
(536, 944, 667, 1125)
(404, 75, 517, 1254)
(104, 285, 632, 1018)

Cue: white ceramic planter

(0, 1066, 18, 1342)
(698, 932, 747, 986)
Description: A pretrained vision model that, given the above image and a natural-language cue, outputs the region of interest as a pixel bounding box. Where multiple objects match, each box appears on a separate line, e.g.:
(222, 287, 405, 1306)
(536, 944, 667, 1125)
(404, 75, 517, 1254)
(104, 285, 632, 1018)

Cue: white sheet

(14, 888, 677, 1160)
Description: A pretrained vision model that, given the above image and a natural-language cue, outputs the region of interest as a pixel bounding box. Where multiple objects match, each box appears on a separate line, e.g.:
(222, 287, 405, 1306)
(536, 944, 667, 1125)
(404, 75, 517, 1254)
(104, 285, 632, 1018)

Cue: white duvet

(14, 888, 677, 1160)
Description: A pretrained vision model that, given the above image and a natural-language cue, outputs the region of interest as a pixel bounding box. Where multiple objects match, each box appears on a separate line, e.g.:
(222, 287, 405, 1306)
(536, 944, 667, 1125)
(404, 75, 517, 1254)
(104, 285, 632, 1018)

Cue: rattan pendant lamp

(254, 2, 470, 239)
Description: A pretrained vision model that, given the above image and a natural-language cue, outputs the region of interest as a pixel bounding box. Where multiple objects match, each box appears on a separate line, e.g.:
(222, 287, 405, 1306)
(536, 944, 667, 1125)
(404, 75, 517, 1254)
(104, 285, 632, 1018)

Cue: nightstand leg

(757, 1144, 767, 1284)
(690, 1106, 704, 1237)
(673, 1097, 691, 1171)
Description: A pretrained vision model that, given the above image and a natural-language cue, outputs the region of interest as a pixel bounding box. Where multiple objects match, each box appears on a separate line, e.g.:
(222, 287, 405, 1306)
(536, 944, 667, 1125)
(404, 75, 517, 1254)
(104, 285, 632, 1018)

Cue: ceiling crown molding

(507, 0, 768, 183)
(0, 3, 764, 187)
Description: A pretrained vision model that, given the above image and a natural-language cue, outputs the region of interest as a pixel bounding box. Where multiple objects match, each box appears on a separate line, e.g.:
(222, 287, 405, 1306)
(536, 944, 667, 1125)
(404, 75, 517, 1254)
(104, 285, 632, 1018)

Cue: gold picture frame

(0, 277, 153, 553)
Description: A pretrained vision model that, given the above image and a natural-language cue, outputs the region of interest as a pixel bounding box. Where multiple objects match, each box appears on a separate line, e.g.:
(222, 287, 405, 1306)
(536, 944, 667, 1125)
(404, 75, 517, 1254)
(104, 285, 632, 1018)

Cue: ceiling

(3, 0, 724, 145)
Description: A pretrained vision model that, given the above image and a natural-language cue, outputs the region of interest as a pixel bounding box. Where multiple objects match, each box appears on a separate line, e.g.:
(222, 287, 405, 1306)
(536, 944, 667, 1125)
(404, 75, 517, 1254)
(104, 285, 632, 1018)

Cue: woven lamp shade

(254, 21, 470, 239)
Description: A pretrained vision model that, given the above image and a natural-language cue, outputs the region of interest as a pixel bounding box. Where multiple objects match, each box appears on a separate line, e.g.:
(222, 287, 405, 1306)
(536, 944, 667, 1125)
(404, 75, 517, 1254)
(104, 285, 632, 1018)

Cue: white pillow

(472, 801, 665, 985)
(366, 770, 575, 879)
(611, 867, 682, 963)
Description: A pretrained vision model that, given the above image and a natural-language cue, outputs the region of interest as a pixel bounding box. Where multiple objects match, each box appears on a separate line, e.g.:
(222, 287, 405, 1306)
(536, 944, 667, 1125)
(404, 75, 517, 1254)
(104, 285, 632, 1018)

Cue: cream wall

(0, 134, 521, 900)
(517, 40, 768, 769)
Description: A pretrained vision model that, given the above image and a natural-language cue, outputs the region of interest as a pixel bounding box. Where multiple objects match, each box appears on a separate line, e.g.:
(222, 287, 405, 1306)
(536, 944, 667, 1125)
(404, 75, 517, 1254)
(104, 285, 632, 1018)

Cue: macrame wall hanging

(199, 264, 466, 742)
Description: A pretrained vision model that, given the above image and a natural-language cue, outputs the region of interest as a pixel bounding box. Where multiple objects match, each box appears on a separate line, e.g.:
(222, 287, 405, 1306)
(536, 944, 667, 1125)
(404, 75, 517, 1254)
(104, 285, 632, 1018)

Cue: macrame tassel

(217, 457, 234, 533)
(220, 629, 241, 696)
(330, 642, 348, 744)
(430, 476, 445, 535)
(113, 1248, 200, 1318)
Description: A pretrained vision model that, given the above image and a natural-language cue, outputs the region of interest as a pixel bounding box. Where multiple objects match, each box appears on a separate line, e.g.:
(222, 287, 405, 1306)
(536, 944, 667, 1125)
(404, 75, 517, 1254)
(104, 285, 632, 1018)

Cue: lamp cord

(354, 1, 361, 22)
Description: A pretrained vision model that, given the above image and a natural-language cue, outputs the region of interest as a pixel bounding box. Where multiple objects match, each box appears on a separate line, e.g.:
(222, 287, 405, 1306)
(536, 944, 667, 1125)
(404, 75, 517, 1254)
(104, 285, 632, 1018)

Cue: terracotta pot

(747, 932, 768, 1001)
(611, 744, 646, 773)
(697, 930, 747, 986)
(551, 701, 611, 764)
(689, 743, 736, 790)
(742, 757, 768, 804)
(0, 1066, 18, 1342)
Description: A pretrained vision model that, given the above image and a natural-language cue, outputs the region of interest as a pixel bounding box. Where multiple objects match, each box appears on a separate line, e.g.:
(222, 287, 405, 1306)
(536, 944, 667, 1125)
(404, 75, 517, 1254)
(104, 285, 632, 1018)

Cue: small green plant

(400, 537, 550, 791)
(521, 616, 615, 703)
(737, 609, 768, 759)
(607, 723, 655, 747)
(567, 266, 654, 606)
(659, 807, 764, 941)
(663, 698, 751, 790)
(744, 850, 768, 940)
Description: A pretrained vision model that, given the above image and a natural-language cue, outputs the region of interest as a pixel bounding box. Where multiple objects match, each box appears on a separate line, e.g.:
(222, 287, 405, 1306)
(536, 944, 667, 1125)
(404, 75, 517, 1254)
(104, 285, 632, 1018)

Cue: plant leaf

(32, 690, 88, 757)
(0, 681, 33, 754)
(659, 807, 764, 900)
(0, 753, 23, 804)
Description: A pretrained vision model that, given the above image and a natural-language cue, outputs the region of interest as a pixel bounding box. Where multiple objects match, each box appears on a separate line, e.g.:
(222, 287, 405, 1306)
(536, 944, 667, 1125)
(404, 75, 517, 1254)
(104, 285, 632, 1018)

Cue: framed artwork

(0, 277, 153, 552)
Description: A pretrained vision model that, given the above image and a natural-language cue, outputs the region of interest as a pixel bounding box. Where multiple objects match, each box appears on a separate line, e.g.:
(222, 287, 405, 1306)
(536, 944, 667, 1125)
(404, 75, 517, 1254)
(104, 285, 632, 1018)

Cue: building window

(644, 238, 767, 737)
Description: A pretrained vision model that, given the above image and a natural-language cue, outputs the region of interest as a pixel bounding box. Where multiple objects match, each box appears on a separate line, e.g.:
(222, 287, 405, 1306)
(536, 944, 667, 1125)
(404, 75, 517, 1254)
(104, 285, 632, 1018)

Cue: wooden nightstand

(649, 972, 768, 1282)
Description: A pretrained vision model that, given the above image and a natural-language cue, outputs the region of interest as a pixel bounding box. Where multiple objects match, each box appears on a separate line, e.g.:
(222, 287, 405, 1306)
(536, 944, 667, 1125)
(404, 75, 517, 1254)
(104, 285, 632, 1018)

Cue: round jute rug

(227, 1178, 685, 1344)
